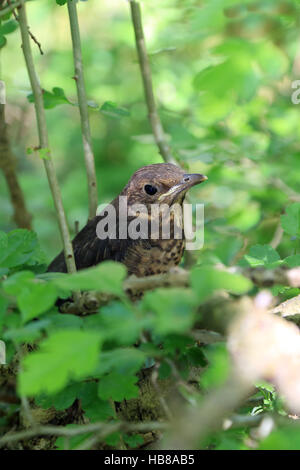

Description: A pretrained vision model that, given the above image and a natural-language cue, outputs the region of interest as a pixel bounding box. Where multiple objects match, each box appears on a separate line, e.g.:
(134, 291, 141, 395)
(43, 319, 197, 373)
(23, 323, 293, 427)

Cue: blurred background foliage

(1, 0, 300, 265)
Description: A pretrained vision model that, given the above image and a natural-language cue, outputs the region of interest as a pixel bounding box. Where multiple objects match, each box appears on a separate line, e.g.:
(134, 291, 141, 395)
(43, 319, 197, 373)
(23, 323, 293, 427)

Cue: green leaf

(98, 372, 139, 401)
(0, 35, 7, 49)
(283, 255, 300, 268)
(0, 295, 9, 335)
(56, 0, 67, 5)
(0, 230, 39, 269)
(259, 426, 300, 450)
(55, 425, 92, 450)
(84, 303, 146, 346)
(243, 244, 281, 268)
(77, 382, 115, 422)
(100, 101, 130, 119)
(17, 282, 58, 323)
(215, 237, 243, 266)
(200, 343, 230, 389)
(193, 40, 260, 123)
(105, 431, 122, 447)
(45, 313, 84, 332)
(95, 348, 146, 376)
(35, 383, 82, 411)
(141, 288, 197, 335)
(190, 266, 252, 302)
(0, 20, 18, 36)
(3, 271, 35, 296)
(4, 319, 51, 343)
(281, 203, 300, 237)
(51, 261, 127, 295)
(27, 87, 71, 109)
(123, 434, 144, 449)
(38, 148, 51, 160)
(3, 272, 58, 323)
(18, 330, 102, 396)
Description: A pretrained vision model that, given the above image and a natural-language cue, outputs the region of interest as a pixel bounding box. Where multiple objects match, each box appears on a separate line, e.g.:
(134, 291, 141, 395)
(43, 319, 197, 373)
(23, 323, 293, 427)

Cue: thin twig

(0, 420, 167, 448)
(151, 364, 173, 421)
(27, 26, 43, 55)
(67, 0, 98, 220)
(18, 1, 79, 301)
(129, 0, 175, 164)
(7, 0, 44, 55)
(0, 0, 21, 17)
(0, 104, 32, 229)
(270, 220, 284, 249)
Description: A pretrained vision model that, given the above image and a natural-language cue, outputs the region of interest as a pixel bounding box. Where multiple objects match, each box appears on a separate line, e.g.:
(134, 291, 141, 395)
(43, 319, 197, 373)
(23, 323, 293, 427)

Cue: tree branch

(67, 0, 98, 220)
(60, 265, 300, 315)
(128, 0, 175, 164)
(18, 1, 79, 300)
(0, 104, 32, 229)
(0, 420, 167, 449)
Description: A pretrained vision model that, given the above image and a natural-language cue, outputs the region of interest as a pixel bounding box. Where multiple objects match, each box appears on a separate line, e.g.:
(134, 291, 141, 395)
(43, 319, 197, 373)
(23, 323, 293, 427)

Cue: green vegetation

(0, 0, 300, 451)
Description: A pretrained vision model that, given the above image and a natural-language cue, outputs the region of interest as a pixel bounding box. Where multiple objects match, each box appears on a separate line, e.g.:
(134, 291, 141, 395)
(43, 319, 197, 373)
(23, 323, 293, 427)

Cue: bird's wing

(47, 214, 139, 273)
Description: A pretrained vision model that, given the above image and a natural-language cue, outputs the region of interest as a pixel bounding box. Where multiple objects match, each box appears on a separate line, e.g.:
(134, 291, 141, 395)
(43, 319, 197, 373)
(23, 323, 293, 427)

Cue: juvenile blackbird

(47, 163, 207, 277)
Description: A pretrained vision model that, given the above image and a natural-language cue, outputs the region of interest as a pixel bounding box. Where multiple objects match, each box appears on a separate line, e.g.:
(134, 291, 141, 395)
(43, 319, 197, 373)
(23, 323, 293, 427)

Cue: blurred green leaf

(0, 230, 39, 269)
(95, 348, 146, 376)
(259, 426, 300, 450)
(0, 20, 18, 36)
(200, 343, 231, 389)
(123, 433, 144, 449)
(190, 266, 252, 302)
(98, 371, 139, 401)
(281, 203, 300, 237)
(51, 261, 127, 295)
(19, 330, 102, 395)
(0, 36, 6, 48)
(100, 101, 130, 119)
(283, 254, 300, 268)
(4, 319, 51, 343)
(17, 282, 57, 323)
(27, 87, 72, 109)
(141, 288, 197, 335)
(243, 244, 281, 268)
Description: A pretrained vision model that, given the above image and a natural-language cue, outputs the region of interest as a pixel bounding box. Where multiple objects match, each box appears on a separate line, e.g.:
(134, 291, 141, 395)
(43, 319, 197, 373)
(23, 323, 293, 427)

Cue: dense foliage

(0, 0, 300, 450)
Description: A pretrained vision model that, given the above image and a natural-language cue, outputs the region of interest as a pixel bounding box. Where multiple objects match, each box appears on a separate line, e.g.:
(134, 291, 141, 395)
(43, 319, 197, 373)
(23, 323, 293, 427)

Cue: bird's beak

(182, 173, 208, 188)
(158, 173, 208, 202)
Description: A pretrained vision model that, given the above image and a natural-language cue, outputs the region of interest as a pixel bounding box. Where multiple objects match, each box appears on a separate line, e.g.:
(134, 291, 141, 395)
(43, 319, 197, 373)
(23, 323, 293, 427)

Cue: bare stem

(0, 420, 167, 448)
(67, 0, 98, 220)
(0, 103, 32, 229)
(18, 1, 79, 298)
(129, 0, 175, 164)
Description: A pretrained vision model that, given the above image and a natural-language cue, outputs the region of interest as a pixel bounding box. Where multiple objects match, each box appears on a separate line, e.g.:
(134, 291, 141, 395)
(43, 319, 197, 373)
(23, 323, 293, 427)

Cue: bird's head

(122, 163, 207, 207)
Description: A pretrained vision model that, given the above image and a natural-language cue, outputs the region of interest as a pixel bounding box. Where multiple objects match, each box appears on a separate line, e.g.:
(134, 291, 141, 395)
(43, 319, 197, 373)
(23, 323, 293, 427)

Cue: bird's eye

(144, 184, 158, 196)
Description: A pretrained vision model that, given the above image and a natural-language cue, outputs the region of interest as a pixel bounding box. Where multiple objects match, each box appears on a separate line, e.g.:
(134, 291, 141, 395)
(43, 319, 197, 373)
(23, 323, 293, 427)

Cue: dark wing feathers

(47, 214, 136, 273)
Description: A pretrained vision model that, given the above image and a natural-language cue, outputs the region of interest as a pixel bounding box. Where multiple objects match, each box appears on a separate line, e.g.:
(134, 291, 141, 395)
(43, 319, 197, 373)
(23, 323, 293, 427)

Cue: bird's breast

(122, 238, 185, 277)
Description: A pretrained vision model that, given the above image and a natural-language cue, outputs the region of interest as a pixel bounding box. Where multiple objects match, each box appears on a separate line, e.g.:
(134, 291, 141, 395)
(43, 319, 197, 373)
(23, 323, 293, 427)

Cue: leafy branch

(0, 419, 167, 449)
(18, 1, 79, 298)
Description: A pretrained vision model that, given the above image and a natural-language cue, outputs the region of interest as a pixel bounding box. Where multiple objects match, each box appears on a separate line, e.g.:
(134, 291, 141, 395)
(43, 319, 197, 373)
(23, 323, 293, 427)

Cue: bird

(47, 163, 207, 278)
